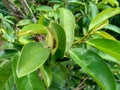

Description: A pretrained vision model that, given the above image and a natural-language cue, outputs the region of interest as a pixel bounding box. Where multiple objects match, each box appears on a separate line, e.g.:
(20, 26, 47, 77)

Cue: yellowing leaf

(96, 31, 116, 40)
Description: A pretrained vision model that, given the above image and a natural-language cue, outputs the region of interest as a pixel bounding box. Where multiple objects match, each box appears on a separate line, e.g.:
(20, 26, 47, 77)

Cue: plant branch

(2, 0, 25, 18)
(74, 77, 87, 90)
(0, 9, 24, 18)
(21, 0, 37, 23)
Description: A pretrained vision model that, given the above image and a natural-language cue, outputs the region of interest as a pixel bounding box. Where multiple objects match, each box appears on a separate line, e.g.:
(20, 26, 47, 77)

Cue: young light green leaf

(18, 35, 34, 44)
(36, 5, 53, 12)
(104, 24, 120, 34)
(16, 19, 32, 26)
(13, 53, 46, 90)
(48, 22, 66, 60)
(40, 65, 52, 88)
(96, 31, 116, 40)
(17, 42, 50, 78)
(18, 24, 48, 36)
(87, 39, 120, 61)
(89, 8, 120, 31)
(59, 8, 75, 52)
(69, 48, 116, 90)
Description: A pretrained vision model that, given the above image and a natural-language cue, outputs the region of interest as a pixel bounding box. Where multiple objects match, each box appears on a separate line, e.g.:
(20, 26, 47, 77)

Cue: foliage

(0, 0, 120, 90)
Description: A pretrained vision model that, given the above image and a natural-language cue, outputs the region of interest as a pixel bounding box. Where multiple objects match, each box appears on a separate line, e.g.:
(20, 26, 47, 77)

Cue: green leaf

(50, 64, 66, 89)
(0, 62, 14, 90)
(69, 48, 116, 90)
(104, 24, 120, 34)
(36, 5, 53, 12)
(18, 35, 34, 45)
(4, 19, 15, 25)
(17, 42, 50, 78)
(98, 3, 111, 10)
(48, 23, 66, 60)
(0, 41, 14, 50)
(13, 53, 46, 90)
(89, 2, 99, 19)
(103, 0, 119, 6)
(89, 8, 120, 31)
(16, 19, 32, 26)
(2, 76, 14, 90)
(117, 83, 120, 90)
(2, 33, 15, 42)
(59, 8, 75, 52)
(40, 65, 52, 88)
(92, 48, 120, 65)
(96, 31, 116, 40)
(0, 13, 3, 19)
(86, 39, 120, 61)
(18, 24, 48, 36)
(38, 15, 45, 25)
(0, 49, 17, 59)
(92, 20, 109, 31)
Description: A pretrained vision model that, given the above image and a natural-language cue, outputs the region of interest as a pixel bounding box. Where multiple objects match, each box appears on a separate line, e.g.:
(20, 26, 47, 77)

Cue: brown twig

(74, 77, 88, 90)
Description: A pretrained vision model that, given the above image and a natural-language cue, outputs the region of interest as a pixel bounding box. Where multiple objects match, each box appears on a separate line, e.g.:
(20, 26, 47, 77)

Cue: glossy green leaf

(18, 24, 48, 36)
(59, 8, 75, 52)
(92, 48, 120, 64)
(104, 24, 120, 34)
(69, 48, 116, 90)
(17, 42, 50, 77)
(89, 8, 120, 31)
(16, 19, 32, 26)
(49, 23, 66, 59)
(96, 31, 116, 40)
(0, 62, 13, 90)
(40, 65, 52, 88)
(87, 39, 120, 61)
(13, 53, 46, 90)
